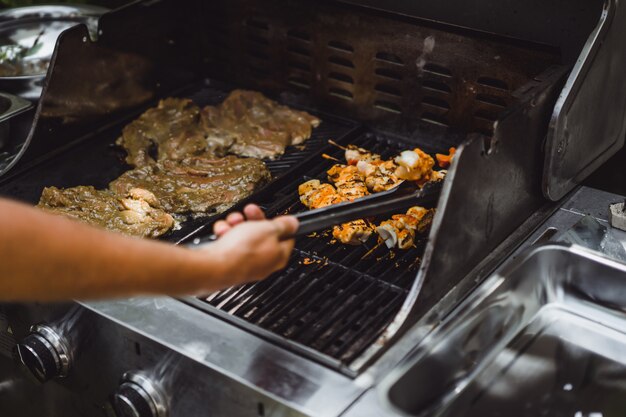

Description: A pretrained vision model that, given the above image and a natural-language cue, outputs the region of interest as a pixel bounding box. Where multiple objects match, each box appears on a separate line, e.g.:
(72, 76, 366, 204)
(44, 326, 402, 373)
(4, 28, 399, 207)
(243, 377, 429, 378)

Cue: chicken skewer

(325, 164, 374, 244)
(328, 139, 381, 165)
(298, 178, 373, 245)
(376, 206, 435, 250)
(329, 140, 445, 190)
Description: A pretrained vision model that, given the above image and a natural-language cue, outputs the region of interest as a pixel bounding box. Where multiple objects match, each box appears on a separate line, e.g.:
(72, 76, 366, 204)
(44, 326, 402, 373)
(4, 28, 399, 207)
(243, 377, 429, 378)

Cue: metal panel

(544, 0, 626, 200)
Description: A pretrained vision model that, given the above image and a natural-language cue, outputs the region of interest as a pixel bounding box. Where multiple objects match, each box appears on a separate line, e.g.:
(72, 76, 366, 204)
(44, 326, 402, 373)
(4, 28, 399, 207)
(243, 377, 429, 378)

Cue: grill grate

(188, 130, 454, 372)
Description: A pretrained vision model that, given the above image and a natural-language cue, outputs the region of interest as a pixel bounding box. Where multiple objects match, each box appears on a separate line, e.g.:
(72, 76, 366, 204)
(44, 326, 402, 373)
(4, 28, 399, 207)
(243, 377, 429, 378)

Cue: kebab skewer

(299, 177, 373, 245)
(376, 206, 435, 249)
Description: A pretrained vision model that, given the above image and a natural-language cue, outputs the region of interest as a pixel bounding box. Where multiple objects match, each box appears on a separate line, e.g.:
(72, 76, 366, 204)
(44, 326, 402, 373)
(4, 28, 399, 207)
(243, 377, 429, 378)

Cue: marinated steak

(116, 90, 321, 165)
(38, 186, 175, 238)
(109, 155, 271, 216)
(201, 90, 321, 159)
(116, 98, 216, 167)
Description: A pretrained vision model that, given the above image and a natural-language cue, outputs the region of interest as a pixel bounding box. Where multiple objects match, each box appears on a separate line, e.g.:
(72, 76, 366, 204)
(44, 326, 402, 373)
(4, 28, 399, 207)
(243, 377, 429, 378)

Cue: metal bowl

(0, 5, 108, 101)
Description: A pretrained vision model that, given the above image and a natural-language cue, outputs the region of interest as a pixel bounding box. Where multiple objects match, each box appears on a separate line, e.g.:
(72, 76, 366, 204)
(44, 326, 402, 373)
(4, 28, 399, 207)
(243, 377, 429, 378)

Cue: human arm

(0, 198, 297, 301)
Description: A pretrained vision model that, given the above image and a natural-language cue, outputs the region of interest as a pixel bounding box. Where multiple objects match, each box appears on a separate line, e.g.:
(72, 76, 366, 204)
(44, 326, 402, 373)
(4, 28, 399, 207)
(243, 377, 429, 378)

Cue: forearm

(0, 198, 230, 301)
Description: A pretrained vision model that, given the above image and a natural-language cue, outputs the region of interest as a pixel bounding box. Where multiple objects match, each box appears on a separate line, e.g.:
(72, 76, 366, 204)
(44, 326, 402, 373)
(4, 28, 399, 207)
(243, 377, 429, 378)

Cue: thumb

(271, 216, 299, 239)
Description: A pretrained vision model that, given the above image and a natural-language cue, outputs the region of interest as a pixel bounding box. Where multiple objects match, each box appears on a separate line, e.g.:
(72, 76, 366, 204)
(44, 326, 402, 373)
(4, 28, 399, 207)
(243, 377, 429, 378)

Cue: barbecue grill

(1, 0, 625, 416)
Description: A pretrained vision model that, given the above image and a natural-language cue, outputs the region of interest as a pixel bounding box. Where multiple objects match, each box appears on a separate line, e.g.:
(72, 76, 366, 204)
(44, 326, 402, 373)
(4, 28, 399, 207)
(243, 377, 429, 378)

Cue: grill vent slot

(329, 87, 353, 100)
(328, 72, 354, 84)
(287, 45, 311, 57)
(328, 40, 354, 53)
(423, 63, 452, 77)
(287, 29, 311, 42)
(477, 76, 509, 91)
(375, 100, 402, 114)
(329, 55, 354, 68)
(288, 60, 310, 72)
(475, 110, 499, 122)
(422, 80, 451, 94)
(476, 94, 507, 108)
(421, 112, 449, 127)
(375, 84, 402, 98)
(422, 96, 450, 111)
(375, 68, 403, 81)
(287, 76, 311, 90)
(376, 51, 403, 65)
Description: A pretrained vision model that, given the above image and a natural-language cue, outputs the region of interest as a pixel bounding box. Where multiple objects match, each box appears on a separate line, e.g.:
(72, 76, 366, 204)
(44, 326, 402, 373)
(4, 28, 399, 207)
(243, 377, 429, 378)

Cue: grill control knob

(112, 372, 168, 417)
(15, 324, 72, 382)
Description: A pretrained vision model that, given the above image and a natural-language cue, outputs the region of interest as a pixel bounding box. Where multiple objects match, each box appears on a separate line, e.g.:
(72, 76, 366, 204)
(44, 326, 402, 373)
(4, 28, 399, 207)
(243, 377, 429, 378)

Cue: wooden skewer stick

(362, 239, 384, 259)
(322, 153, 342, 163)
(328, 139, 348, 151)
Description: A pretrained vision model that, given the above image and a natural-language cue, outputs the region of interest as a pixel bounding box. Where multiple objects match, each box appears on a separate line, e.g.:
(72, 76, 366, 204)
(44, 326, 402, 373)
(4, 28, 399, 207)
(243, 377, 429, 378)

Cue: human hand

(211, 204, 298, 284)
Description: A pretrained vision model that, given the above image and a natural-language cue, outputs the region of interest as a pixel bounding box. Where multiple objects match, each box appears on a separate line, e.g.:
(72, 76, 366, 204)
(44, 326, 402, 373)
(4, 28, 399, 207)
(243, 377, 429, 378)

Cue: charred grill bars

(1, 0, 625, 416)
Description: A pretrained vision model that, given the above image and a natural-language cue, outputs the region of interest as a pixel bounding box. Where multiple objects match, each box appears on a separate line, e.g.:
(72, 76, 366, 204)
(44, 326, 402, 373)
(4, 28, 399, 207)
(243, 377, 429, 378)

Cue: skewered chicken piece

(332, 219, 374, 245)
(328, 139, 381, 165)
(436, 147, 456, 168)
(298, 179, 344, 209)
(326, 164, 370, 201)
(299, 174, 374, 245)
(430, 169, 447, 182)
(356, 159, 402, 192)
(325, 164, 375, 244)
(376, 206, 435, 249)
(394, 148, 435, 182)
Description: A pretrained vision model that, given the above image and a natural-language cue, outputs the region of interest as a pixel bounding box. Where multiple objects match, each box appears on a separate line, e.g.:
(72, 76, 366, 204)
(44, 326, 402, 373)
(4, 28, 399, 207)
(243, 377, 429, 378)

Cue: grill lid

(543, 0, 626, 201)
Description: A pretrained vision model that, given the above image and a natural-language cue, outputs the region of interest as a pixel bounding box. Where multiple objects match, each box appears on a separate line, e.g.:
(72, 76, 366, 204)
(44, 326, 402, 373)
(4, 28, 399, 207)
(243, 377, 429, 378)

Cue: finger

(244, 204, 266, 221)
(226, 212, 245, 226)
(277, 239, 295, 268)
(213, 220, 231, 237)
(271, 216, 299, 239)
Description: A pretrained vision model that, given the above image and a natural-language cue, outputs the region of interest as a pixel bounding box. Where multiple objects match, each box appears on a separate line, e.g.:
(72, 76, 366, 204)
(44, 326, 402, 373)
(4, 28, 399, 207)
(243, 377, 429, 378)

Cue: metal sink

(380, 244, 626, 417)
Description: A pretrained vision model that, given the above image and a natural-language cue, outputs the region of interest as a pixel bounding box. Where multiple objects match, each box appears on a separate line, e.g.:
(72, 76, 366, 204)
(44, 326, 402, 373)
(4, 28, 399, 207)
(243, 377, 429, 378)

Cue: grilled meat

(116, 98, 214, 167)
(298, 180, 344, 209)
(203, 90, 321, 159)
(300, 170, 374, 245)
(328, 139, 381, 165)
(326, 164, 370, 201)
(376, 206, 435, 249)
(394, 148, 435, 182)
(38, 186, 175, 238)
(429, 169, 447, 182)
(356, 159, 402, 192)
(332, 219, 374, 245)
(116, 90, 321, 167)
(436, 147, 456, 168)
(110, 156, 270, 216)
(325, 164, 375, 244)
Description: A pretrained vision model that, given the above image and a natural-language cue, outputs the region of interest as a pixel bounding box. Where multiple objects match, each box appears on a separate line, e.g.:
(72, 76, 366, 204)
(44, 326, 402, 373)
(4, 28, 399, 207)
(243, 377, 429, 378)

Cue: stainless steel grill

(1, 0, 625, 416)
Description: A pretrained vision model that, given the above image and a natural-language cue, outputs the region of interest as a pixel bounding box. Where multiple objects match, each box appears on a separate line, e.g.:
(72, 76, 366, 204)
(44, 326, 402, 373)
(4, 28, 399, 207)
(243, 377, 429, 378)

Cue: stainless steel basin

(380, 244, 626, 417)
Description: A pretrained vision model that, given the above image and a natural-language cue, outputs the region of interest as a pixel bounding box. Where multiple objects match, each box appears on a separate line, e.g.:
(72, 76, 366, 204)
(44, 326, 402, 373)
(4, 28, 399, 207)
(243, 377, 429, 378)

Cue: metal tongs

(295, 180, 441, 236)
(189, 180, 441, 246)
